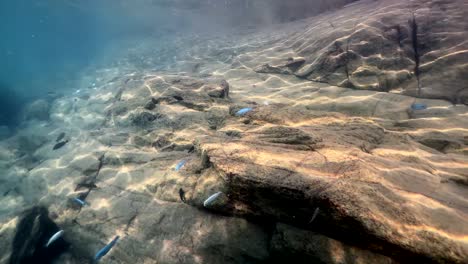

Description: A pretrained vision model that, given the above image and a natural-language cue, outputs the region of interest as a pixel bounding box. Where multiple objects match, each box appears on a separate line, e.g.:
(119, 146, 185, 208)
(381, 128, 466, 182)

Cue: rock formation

(251, 0, 468, 103)
(0, 0, 467, 263)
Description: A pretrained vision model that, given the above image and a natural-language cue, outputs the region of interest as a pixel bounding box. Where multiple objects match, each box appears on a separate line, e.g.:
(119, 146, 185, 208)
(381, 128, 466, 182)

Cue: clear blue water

(0, 1, 106, 126)
(0, 0, 356, 127)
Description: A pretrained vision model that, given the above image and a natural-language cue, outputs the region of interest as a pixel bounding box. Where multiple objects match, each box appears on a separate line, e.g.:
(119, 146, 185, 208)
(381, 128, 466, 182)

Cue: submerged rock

(129, 109, 162, 127)
(1, 1, 467, 263)
(206, 80, 230, 98)
(22, 99, 50, 121)
(255, 126, 320, 147)
(250, 0, 468, 103)
(254, 58, 305, 75)
(195, 107, 468, 263)
(8, 206, 69, 264)
(144, 100, 156, 110)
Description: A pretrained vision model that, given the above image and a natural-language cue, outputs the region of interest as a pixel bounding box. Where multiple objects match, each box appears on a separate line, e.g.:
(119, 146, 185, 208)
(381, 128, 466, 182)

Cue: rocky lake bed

(0, 0, 467, 263)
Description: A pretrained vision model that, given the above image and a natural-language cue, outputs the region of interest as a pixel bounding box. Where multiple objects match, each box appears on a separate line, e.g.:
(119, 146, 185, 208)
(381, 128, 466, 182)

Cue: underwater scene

(0, 0, 467, 263)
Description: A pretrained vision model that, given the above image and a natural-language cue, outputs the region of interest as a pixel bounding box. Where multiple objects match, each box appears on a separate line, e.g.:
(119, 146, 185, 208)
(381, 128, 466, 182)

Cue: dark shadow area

(0, 82, 25, 129)
(9, 206, 69, 264)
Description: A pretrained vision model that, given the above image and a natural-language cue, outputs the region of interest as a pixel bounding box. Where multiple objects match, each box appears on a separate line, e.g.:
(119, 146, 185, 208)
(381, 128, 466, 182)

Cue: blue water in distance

(0, 0, 358, 129)
(0, 1, 106, 127)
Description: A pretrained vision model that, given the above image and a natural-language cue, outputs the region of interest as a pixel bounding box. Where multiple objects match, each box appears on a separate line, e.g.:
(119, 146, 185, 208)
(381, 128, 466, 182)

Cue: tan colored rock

(247, 0, 468, 103)
(56, 187, 270, 264)
(194, 105, 468, 263)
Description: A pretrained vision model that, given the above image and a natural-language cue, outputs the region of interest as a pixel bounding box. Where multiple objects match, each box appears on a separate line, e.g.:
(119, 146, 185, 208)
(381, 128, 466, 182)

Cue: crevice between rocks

(410, 12, 421, 96)
(344, 35, 352, 87)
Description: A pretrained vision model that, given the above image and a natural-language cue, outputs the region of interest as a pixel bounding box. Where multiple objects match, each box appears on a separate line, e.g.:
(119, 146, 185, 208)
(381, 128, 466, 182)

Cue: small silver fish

(175, 160, 186, 171)
(411, 103, 427, 110)
(74, 198, 87, 206)
(235, 107, 253, 116)
(45, 230, 64, 247)
(308, 207, 320, 224)
(94, 236, 120, 262)
(203, 192, 223, 207)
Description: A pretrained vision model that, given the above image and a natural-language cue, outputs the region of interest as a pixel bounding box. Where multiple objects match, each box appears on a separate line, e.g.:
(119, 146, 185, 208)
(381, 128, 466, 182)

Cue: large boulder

(249, 0, 468, 103)
(192, 105, 468, 263)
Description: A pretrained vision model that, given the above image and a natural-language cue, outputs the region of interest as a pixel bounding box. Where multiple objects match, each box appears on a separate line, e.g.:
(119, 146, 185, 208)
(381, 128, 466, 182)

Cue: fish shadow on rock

(53, 140, 69, 150)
